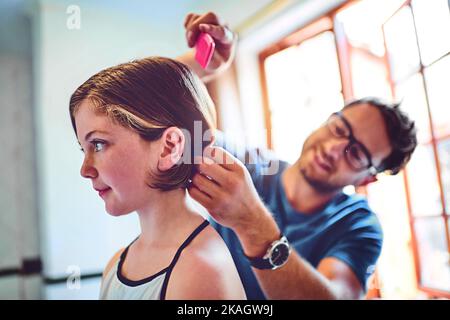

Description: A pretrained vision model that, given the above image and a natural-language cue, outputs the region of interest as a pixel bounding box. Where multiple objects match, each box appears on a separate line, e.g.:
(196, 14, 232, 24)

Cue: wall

(0, 0, 41, 299)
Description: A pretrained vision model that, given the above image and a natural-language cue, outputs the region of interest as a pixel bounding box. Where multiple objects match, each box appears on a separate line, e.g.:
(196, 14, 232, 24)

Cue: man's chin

(300, 168, 341, 194)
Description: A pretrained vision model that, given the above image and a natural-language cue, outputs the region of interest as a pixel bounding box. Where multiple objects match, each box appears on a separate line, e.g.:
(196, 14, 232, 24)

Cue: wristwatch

(245, 235, 291, 270)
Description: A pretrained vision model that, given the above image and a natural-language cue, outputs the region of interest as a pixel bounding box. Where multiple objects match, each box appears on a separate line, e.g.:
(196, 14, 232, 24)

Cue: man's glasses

(326, 112, 378, 175)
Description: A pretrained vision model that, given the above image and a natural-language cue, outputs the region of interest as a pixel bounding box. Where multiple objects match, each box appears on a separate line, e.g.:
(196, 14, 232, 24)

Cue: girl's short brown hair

(69, 57, 216, 191)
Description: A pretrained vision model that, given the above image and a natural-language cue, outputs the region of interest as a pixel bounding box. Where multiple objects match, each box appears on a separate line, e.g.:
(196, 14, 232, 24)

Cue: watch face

(270, 243, 290, 267)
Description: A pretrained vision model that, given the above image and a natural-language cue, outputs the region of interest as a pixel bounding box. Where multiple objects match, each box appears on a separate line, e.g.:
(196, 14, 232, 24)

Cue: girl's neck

(135, 188, 204, 248)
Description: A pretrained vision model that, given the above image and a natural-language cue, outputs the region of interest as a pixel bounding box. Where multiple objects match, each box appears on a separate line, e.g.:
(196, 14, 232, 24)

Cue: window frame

(258, 0, 450, 298)
(382, 0, 450, 298)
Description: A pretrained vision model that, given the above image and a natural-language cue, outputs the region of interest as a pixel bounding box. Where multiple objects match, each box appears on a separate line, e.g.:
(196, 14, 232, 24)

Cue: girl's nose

(80, 156, 98, 179)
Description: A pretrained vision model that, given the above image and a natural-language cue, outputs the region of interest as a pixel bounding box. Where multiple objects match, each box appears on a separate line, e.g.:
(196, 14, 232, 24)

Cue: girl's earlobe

(158, 127, 185, 171)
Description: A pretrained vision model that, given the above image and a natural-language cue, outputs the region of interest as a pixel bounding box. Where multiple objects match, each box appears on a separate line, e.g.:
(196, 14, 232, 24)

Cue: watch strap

(244, 235, 290, 270)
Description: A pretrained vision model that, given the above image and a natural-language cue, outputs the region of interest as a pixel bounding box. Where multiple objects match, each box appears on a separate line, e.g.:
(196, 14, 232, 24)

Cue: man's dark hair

(344, 97, 417, 175)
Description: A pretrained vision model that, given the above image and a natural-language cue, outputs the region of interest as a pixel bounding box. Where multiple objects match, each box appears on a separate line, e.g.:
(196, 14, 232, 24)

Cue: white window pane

(395, 74, 431, 144)
(366, 173, 418, 298)
(335, 0, 404, 99)
(412, 0, 450, 66)
(384, 6, 421, 82)
(437, 139, 450, 215)
(264, 32, 343, 163)
(414, 217, 450, 292)
(424, 55, 450, 139)
(407, 144, 443, 217)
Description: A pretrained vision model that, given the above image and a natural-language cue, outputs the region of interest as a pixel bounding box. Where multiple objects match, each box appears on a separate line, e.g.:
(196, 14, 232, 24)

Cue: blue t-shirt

(210, 142, 383, 300)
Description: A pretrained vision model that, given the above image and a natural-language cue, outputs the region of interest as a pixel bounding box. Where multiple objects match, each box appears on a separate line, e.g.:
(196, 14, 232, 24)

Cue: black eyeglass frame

(328, 111, 378, 175)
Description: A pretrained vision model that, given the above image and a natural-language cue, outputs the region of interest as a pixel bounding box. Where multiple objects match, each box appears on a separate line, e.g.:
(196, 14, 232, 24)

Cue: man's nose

(80, 156, 98, 179)
(326, 138, 348, 163)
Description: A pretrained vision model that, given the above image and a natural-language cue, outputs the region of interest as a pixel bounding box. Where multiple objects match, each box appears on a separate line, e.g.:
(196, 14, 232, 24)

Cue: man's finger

(183, 13, 196, 28)
(185, 15, 200, 47)
(192, 173, 222, 198)
(198, 24, 234, 45)
(203, 146, 241, 171)
(185, 12, 223, 47)
(184, 13, 200, 47)
(186, 29, 200, 48)
(188, 185, 212, 208)
(194, 157, 229, 186)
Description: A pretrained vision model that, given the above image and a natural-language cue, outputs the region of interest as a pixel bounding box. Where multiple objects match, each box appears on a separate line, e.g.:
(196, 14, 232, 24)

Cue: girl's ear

(157, 127, 185, 171)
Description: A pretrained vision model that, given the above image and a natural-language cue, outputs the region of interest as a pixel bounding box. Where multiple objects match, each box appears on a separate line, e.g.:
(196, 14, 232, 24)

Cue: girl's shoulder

(102, 247, 126, 279)
(165, 223, 246, 299)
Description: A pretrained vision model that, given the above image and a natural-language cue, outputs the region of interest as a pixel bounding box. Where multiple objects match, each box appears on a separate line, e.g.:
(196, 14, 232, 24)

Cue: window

(259, 0, 450, 298)
(383, 0, 450, 297)
(260, 17, 343, 163)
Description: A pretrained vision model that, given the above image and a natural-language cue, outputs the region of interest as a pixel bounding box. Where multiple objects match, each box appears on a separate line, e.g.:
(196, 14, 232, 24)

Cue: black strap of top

(119, 236, 139, 261)
(117, 236, 166, 287)
(160, 219, 210, 300)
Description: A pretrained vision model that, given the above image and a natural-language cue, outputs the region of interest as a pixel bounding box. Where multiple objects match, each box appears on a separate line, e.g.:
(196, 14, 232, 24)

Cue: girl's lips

(97, 187, 111, 197)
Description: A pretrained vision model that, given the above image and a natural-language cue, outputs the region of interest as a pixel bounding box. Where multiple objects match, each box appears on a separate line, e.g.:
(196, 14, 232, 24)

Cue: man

(179, 12, 417, 299)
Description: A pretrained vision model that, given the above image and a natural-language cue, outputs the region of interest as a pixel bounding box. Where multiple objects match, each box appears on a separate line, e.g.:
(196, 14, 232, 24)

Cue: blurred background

(0, 0, 449, 299)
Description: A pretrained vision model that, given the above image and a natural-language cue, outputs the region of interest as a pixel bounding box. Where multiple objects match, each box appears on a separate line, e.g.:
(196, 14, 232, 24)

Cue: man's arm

(182, 13, 365, 299)
(189, 147, 364, 299)
(178, 12, 236, 82)
(236, 207, 363, 299)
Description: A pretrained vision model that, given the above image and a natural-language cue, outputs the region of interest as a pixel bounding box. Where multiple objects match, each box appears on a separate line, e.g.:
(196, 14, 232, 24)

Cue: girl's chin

(105, 204, 134, 217)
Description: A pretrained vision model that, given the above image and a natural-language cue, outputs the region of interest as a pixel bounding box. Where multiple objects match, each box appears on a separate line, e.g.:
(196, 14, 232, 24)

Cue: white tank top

(99, 220, 209, 300)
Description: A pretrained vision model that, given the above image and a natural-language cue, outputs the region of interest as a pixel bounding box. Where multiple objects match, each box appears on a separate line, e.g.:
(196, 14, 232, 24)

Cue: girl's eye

(91, 140, 106, 152)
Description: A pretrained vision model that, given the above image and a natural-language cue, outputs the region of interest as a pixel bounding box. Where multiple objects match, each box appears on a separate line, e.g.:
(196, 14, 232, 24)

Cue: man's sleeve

(324, 211, 383, 292)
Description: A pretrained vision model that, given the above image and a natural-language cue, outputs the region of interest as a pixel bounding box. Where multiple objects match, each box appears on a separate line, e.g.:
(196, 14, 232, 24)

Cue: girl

(69, 57, 246, 300)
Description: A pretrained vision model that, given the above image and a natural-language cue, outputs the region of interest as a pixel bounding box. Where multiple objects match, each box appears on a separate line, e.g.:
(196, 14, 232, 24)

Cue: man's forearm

(235, 206, 338, 300)
(255, 251, 338, 299)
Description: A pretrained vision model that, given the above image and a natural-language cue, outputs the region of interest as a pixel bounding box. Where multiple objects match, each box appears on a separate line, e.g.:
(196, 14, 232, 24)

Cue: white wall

(0, 0, 41, 299)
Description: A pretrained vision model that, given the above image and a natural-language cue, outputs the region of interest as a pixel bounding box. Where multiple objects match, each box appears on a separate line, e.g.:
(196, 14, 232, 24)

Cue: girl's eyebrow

(78, 130, 110, 144)
(85, 130, 110, 141)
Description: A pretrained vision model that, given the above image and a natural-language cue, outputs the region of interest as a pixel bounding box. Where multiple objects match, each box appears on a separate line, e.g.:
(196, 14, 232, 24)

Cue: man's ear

(157, 127, 185, 171)
(357, 174, 378, 187)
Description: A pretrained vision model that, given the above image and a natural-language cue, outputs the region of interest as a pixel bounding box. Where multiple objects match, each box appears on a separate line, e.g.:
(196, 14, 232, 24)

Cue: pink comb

(195, 33, 215, 69)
